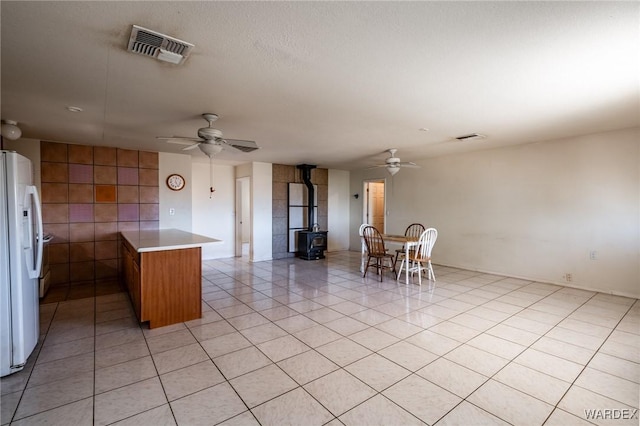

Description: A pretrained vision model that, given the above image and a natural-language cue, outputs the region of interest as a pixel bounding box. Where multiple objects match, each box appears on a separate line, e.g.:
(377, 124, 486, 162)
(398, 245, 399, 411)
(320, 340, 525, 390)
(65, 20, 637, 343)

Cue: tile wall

(272, 164, 328, 259)
(40, 141, 159, 291)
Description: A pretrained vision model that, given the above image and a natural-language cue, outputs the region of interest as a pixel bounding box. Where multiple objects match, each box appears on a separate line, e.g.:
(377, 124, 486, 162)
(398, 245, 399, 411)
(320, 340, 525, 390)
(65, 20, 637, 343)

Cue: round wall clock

(166, 174, 185, 191)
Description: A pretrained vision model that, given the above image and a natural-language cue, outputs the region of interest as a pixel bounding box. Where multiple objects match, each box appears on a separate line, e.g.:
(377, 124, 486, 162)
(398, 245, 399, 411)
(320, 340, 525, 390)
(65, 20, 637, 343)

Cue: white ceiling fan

(157, 113, 259, 157)
(368, 149, 420, 175)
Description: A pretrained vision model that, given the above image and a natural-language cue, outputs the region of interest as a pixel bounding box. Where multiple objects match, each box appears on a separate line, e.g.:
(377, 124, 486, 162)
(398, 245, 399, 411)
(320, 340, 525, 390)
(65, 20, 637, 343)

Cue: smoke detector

(127, 25, 194, 65)
(455, 133, 487, 141)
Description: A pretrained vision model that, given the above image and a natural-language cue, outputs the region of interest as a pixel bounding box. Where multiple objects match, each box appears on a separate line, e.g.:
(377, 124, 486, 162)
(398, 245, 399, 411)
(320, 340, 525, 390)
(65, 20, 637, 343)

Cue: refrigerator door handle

(24, 185, 44, 279)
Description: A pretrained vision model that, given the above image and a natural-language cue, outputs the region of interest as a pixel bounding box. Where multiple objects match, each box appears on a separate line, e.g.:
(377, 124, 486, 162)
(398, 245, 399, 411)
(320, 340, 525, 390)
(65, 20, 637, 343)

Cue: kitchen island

(120, 229, 220, 329)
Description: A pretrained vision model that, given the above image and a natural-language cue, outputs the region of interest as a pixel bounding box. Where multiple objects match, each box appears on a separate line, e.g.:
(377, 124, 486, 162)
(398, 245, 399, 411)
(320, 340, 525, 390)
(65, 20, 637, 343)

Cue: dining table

(382, 234, 419, 285)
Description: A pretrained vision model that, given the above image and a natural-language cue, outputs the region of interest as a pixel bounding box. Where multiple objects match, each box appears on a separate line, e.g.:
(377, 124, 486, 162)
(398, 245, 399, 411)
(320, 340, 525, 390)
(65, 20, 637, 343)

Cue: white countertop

(121, 229, 221, 253)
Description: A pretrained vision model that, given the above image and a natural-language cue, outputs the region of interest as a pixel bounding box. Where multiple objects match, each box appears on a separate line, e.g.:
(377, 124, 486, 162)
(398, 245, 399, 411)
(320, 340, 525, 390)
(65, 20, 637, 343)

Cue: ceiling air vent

(127, 25, 194, 65)
(455, 133, 486, 141)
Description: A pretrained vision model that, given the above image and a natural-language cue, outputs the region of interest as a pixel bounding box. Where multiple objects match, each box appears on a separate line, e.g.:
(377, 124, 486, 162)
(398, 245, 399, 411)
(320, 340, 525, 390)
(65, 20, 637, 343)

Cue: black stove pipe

(297, 164, 316, 231)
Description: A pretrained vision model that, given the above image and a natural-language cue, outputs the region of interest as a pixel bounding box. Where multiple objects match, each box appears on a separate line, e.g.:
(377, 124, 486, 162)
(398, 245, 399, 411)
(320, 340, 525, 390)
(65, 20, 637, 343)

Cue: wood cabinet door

(122, 243, 132, 292)
(131, 260, 141, 321)
(121, 242, 141, 321)
(141, 248, 201, 328)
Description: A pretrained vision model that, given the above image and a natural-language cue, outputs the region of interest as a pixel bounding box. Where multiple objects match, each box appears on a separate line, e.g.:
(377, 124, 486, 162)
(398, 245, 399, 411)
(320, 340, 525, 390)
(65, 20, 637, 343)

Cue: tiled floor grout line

(466, 287, 635, 425)
(92, 296, 97, 425)
(5, 255, 637, 425)
(199, 268, 504, 424)
(203, 273, 341, 425)
(140, 316, 180, 426)
(452, 287, 597, 426)
(7, 302, 56, 422)
(186, 310, 265, 426)
(202, 269, 411, 424)
(201, 270, 337, 424)
(208, 262, 630, 426)
(359, 271, 532, 424)
(6, 301, 62, 425)
(401, 280, 535, 426)
(405, 279, 616, 425)
(539, 299, 638, 425)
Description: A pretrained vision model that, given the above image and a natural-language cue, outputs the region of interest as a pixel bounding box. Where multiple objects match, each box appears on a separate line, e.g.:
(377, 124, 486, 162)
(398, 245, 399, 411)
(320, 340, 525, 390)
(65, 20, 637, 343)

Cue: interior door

(370, 182, 385, 232)
(364, 180, 385, 232)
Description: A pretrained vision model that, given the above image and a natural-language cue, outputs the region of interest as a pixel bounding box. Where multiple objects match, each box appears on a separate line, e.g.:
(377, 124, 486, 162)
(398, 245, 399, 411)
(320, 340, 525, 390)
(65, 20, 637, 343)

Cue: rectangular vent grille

(127, 25, 194, 64)
(455, 133, 486, 141)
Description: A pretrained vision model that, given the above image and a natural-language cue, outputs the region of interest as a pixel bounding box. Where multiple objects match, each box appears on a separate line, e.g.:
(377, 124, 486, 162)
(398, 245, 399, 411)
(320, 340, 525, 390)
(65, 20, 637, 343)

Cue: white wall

(241, 177, 250, 242)
(235, 162, 273, 262)
(191, 160, 235, 259)
(159, 152, 192, 231)
(328, 169, 350, 251)
(350, 127, 639, 298)
(182, 160, 274, 262)
(236, 163, 251, 177)
(250, 162, 273, 262)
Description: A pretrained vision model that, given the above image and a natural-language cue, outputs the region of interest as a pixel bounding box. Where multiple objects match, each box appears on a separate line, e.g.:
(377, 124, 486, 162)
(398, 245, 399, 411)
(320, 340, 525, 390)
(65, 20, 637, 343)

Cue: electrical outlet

(590, 250, 598, 260)
(564, 273, 572, 282)
(169, 208, 175, 216)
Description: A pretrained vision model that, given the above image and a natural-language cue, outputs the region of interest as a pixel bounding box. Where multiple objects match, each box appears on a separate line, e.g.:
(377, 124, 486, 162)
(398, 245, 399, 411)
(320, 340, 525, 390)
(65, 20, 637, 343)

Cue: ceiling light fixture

(1, 120, 22, 140)
(387, 166, 400, 176)
(198, 143, 224, 157)
(66, 106, 83, 113)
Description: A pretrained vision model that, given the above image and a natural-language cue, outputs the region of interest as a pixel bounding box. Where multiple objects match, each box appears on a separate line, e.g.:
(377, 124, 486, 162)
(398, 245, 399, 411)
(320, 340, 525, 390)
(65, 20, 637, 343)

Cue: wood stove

(296, 164, 328, 260)
(297, 230, 328, 260)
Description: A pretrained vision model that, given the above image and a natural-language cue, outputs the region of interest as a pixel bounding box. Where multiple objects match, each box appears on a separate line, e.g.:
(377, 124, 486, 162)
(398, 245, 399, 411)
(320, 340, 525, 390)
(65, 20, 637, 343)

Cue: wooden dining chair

(394, 223, 425, 267)
(397, 228, 438, 285)
(362, 226, 396, 281)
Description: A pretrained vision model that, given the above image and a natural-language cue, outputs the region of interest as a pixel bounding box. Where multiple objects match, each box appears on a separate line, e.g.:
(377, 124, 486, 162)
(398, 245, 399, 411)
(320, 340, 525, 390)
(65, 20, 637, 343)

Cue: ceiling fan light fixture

(199, 143, 224, 157)
(160, 112, 259, 155)
(365, 148, 419, 175)
(387, 166, 400, 176)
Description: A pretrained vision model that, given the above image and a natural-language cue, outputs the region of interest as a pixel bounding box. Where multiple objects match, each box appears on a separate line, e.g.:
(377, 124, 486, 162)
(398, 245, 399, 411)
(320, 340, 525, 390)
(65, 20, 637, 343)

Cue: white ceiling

(1, 1, 638, 169)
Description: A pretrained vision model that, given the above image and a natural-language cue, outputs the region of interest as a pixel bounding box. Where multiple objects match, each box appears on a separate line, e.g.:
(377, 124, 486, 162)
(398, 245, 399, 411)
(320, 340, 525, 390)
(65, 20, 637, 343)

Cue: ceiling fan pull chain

(209, 157, 216, 198)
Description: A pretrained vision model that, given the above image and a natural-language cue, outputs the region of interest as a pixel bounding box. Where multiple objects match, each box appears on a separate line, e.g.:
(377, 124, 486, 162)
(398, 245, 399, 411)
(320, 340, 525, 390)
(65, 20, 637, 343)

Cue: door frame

(362, 179, 386, 233)
(235, 177, 251, 257)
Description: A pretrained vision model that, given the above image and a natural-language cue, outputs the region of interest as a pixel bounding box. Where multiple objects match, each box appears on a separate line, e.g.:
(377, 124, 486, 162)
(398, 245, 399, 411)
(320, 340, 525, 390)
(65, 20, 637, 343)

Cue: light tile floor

(1, 251, 639, 425)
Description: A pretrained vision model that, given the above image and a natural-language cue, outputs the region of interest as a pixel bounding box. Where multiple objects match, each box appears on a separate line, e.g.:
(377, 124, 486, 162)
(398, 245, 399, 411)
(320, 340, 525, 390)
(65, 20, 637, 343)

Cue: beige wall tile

(41, 141, 67, 163)
(68, 145, 93, 165)
(94, 147, 117, 166)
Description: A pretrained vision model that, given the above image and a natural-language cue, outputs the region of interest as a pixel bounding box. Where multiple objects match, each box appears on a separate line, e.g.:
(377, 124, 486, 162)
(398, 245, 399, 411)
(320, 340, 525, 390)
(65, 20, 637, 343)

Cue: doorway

(235, 177, 251, 257)
(363, 180, 385, 232)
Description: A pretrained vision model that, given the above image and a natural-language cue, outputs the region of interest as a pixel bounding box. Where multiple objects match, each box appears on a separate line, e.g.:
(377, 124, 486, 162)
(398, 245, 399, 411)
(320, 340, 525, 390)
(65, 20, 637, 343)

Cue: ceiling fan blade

(364, 164, 388, 170)
(158, 136, 204, 144)
(182, 143, 201, 151)
(167, 140, 199, 146)
(223, 139, 260, 153)
(398, 162, 420, 168)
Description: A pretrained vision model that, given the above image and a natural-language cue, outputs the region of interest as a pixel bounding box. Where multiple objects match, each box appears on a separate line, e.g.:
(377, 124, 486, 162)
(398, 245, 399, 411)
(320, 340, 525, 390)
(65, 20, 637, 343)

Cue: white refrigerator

(0, 150, 43, 377)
